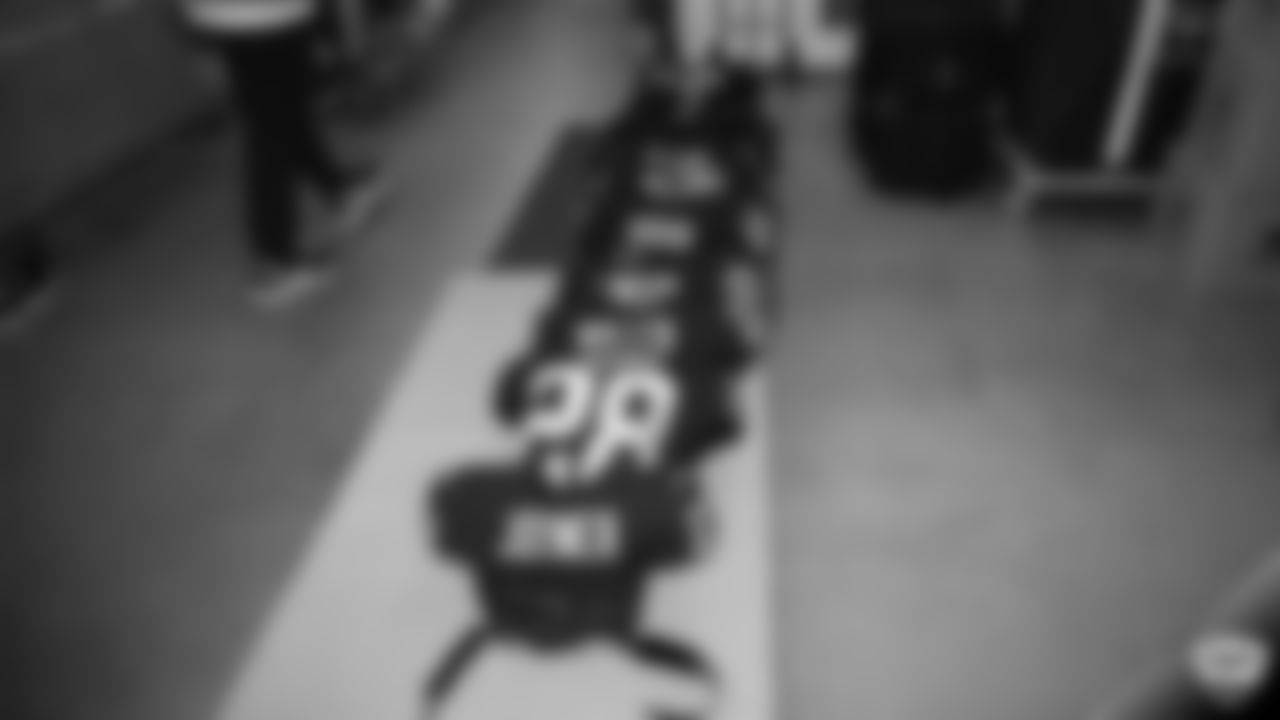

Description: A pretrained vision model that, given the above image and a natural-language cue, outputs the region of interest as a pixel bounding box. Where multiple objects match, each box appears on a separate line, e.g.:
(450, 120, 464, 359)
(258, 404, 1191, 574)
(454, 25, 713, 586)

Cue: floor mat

(488, 124, 600, 270)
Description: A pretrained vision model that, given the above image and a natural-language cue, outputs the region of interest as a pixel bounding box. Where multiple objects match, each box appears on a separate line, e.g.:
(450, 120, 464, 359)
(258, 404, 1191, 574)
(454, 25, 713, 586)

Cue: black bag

(859, 0, 1010, 29)
(848, 23, 1008, 198)
(1007, 0, 1205, 173)
(853, 100, 996, 198)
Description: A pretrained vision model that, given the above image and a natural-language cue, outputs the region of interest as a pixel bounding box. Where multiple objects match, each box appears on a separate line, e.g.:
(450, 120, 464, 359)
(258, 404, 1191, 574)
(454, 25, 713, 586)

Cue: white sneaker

(250, 263, 332, 311)
(334, 172, 390, 237)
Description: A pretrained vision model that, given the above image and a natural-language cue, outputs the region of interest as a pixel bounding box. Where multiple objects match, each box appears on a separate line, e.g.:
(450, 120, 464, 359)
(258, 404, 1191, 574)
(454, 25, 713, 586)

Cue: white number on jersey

(518, 362, 680, 481)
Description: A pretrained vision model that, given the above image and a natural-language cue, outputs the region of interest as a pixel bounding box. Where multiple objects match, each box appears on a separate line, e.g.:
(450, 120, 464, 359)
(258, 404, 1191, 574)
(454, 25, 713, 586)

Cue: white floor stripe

(216, 273, 774, 720)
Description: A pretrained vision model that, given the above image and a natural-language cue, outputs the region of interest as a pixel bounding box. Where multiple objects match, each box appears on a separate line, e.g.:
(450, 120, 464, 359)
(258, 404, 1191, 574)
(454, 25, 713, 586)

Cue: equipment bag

(847, 22, 1008, 198)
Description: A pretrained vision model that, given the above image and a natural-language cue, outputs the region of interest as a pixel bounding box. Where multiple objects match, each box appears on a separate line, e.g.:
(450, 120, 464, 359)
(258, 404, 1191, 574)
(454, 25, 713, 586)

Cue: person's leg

(222, 37, 305, 266)
(633, 0, 676, 60)
(223, 33, 337, 309)
(0, 227, 57, 335)
(273, 24, 389, 235)
(270, 26, 350, 198)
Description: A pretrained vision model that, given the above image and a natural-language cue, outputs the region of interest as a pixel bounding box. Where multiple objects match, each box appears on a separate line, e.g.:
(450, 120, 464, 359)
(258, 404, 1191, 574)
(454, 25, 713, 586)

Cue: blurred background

(7, 2, 1280, 720)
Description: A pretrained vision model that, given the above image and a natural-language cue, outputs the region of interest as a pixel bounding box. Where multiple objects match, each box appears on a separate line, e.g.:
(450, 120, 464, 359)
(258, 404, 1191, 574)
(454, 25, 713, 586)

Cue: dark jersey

(553, 224, 767, 372)
(572, 186, 767, 272)
(708, 66, 777, 173)
(551, 267, 761, 379)
(532, 290, 751, 380)
(620, 134, 770, 215)
(599, 71, 774, 193)
(572, 194, 763, 339)
(429, 460, 704, 646)
(567, 186, 768, 298)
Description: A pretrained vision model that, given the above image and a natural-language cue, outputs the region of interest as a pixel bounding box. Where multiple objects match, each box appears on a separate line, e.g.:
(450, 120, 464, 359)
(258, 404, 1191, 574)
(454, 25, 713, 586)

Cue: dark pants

(217, 24, 347, 265)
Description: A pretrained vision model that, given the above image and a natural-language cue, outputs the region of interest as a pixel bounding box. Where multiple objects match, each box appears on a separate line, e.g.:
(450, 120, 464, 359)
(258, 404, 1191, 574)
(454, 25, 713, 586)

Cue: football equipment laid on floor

(545, 264, 756, 378)
(422, 631, 719, 720)
(418, 55, 780, 710)
(429, 457, 709, 646)
(598, 183, 775, 266)
(530, 290, 752, 381)
(559, 195, 773, 336)
(598, 65, 777, 204)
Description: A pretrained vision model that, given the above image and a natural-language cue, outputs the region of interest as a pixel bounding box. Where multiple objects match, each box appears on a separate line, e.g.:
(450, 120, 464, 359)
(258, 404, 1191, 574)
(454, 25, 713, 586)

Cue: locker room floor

(9, 2, 1280, 720)
(778, 88, 1280, 720)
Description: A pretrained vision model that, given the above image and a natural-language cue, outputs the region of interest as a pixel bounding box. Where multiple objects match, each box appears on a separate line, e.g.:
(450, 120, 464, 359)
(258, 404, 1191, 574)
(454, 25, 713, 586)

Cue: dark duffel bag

(848, 22, 1007, 198)
(859, 0, 1010, 30)
(855, 19, 1010, 104)
(852, 93, 997, 198)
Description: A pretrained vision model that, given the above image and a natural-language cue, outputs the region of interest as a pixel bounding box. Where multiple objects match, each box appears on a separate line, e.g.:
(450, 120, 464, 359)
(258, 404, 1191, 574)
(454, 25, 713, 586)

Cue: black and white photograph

(7, 3, 1280, 720)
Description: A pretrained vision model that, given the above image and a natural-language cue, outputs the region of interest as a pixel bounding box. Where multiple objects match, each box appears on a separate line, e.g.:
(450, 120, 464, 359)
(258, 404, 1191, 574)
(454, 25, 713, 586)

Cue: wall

(0, 1, 215, 235)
